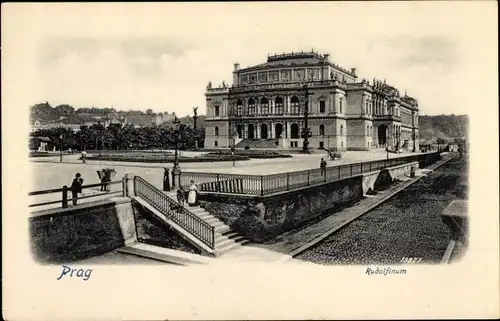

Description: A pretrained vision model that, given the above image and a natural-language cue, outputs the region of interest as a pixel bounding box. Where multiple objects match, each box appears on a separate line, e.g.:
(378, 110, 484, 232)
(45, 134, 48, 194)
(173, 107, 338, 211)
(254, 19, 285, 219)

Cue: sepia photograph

(3, 2, 498, 320)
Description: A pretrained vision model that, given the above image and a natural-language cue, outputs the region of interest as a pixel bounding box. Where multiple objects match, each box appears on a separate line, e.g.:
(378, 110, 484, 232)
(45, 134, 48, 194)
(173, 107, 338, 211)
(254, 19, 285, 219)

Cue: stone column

(333, 93, 338, 114)
(256, 122, 261, 139)
(286, 122, 290, 138)
(270, 122, 274, 139)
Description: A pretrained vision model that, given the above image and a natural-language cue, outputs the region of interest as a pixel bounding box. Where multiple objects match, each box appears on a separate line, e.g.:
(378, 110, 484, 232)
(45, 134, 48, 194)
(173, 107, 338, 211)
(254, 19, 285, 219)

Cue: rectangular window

(319, 141, 324, 148)
(215, 106, 220, 117)
(214, 141, 218, 147)
(319, 101, 325, 113)
(339, 100, 343, 113)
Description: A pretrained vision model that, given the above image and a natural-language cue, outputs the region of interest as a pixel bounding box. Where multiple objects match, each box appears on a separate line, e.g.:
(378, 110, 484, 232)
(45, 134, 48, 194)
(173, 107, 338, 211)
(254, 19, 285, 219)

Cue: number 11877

(400, 257, 422, 264)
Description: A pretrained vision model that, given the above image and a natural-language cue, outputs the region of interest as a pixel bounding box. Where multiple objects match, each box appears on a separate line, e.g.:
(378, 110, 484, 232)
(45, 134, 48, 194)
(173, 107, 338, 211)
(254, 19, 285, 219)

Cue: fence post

(122, 174, 128, 197)
(360, 162, 363, 173)
(216, 174, 220, 192)
(286, 173, 290, 190)
(62, 185, 68, 208)
(350, 164, 353, 176)
(260, 175, 264, 196)
(307, 170, 310, 186)
(338, 165, 341, 179)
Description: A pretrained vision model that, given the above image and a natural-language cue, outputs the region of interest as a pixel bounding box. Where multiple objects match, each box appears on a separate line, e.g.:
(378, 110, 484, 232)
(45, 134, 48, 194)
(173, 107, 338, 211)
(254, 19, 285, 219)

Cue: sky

(7, 2, 497, 117)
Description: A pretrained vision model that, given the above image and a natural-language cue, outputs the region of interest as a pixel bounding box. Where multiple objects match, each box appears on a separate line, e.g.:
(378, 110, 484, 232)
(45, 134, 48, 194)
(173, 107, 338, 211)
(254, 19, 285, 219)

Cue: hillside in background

(418, 114, 468, 142)
(29, 102, 206, 127)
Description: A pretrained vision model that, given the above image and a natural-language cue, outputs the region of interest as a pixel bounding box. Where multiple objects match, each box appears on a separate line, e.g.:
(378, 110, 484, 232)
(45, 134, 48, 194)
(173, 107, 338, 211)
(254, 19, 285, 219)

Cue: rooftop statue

(193, 106, 198, 116)
(207, 81, 212, 90)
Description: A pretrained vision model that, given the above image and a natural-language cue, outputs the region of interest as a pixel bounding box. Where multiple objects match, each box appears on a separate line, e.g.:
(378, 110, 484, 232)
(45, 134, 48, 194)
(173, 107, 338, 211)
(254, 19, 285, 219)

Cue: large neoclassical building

(204, 51, 419, 151)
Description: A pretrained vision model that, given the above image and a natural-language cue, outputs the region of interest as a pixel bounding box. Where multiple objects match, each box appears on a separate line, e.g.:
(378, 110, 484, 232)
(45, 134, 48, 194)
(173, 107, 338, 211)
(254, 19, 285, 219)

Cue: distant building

(155, 113, 176, 125)
(204, 50, 420, 151)
(30, 121, 81, 133)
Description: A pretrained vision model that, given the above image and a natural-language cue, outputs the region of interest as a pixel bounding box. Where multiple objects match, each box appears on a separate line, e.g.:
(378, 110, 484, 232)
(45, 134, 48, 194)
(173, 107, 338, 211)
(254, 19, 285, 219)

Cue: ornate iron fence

(178, 152, 441, 197)
(134, 176, 215, 249)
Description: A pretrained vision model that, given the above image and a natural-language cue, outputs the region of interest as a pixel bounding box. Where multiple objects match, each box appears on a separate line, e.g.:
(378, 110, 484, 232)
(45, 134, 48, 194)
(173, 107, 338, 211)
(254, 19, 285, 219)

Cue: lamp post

(301, 72, 314, 153)
(386, 126, 390, 160)
(171, 116, 181, 189)
(59, 132, 63, 162)
(193, 106, 199, 150)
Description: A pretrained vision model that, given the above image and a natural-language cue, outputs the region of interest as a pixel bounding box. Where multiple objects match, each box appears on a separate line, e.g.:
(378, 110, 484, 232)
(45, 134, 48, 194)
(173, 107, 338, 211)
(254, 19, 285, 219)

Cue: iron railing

(133, 176, 215, 249)
(29, 179, 126, 209)
(179, 152, 441, 196)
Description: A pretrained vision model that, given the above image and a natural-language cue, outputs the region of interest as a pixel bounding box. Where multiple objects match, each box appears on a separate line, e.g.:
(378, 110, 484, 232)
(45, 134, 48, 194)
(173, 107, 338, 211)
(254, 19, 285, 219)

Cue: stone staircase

(235, 138, 279, 149)
(164, 191, 251, 256)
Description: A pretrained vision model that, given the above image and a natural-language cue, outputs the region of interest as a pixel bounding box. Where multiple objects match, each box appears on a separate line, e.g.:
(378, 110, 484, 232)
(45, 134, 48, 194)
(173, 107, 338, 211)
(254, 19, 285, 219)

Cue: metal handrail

(29, 180, 126, 209)
(179, 152, 441, 196)
(134, 176, 215, 249)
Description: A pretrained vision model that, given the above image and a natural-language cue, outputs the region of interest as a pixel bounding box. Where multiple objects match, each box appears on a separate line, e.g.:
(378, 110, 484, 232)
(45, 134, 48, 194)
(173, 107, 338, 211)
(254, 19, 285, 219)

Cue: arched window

(291, 96, 300, 114)
(339, 98, 343, 114)
(367, 125, 369, 135)
(319, 124, 325, 136)
(341, 141, 344, 147)
(248, 98, 255, 115)
(275, 97, 284, 114)
(340, 124, 344, 135)
(215, 126, 219, 136)
(261, 98, 269, 114)
(236, 99, 243, 116)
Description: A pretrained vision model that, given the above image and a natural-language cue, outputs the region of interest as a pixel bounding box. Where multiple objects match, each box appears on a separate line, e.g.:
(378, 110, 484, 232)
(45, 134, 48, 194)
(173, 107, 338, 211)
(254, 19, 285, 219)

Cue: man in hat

(70, 173, 84, 206)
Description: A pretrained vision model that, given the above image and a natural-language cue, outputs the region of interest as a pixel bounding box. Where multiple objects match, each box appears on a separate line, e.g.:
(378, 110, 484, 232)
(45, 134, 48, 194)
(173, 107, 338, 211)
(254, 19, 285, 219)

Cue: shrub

(86, 153, 250, 163)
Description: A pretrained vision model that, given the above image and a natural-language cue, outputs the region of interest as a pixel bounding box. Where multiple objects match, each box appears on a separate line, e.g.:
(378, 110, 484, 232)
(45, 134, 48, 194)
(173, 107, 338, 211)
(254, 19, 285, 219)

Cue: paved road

(295, 156, 467, 265)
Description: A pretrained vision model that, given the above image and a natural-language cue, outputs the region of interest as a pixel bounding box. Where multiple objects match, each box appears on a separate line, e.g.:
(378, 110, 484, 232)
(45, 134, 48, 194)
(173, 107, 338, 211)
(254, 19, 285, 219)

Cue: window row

(234, 96, 344, 115)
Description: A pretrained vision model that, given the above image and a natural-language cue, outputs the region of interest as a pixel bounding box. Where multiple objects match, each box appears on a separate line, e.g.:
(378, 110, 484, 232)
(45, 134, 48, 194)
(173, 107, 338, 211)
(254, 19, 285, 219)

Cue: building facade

(204, 51, 419, 151)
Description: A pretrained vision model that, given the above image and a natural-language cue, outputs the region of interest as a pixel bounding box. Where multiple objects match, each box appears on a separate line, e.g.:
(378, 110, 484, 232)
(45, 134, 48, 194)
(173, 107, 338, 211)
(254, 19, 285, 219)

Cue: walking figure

(70, 173, 84, 206)
(81, 150, 87, 163)
(176, 186, 186, 208)
(187, 180, 198, 207)
(320, 158, 327, 176)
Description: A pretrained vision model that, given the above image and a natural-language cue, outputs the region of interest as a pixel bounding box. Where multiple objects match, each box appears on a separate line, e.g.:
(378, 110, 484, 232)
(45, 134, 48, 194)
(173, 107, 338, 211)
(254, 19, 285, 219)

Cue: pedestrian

(176, 186, 186, 207)
(81, 150, 87, 163)
(70, 173, 84, 206)
(320, 158, 327, 176)
(187, 180, 198, 207)
(100, 169, 111, 191)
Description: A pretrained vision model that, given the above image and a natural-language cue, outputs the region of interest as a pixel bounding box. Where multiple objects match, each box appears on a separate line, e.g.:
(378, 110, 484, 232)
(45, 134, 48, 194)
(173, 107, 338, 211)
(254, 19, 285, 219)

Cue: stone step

(211, 221, 226, 229)
(215, 237, 235, 248)
(205, 217, 221, 225)
(231, 235, 249, 243)
(216, 225, 231, 234)
(224, 231, 240, 239)
(216, 241, 243, 255)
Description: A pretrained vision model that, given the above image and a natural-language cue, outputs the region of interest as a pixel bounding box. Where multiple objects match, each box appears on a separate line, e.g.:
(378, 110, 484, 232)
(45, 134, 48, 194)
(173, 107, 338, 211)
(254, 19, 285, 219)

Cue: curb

(285, 155, 456, 260)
